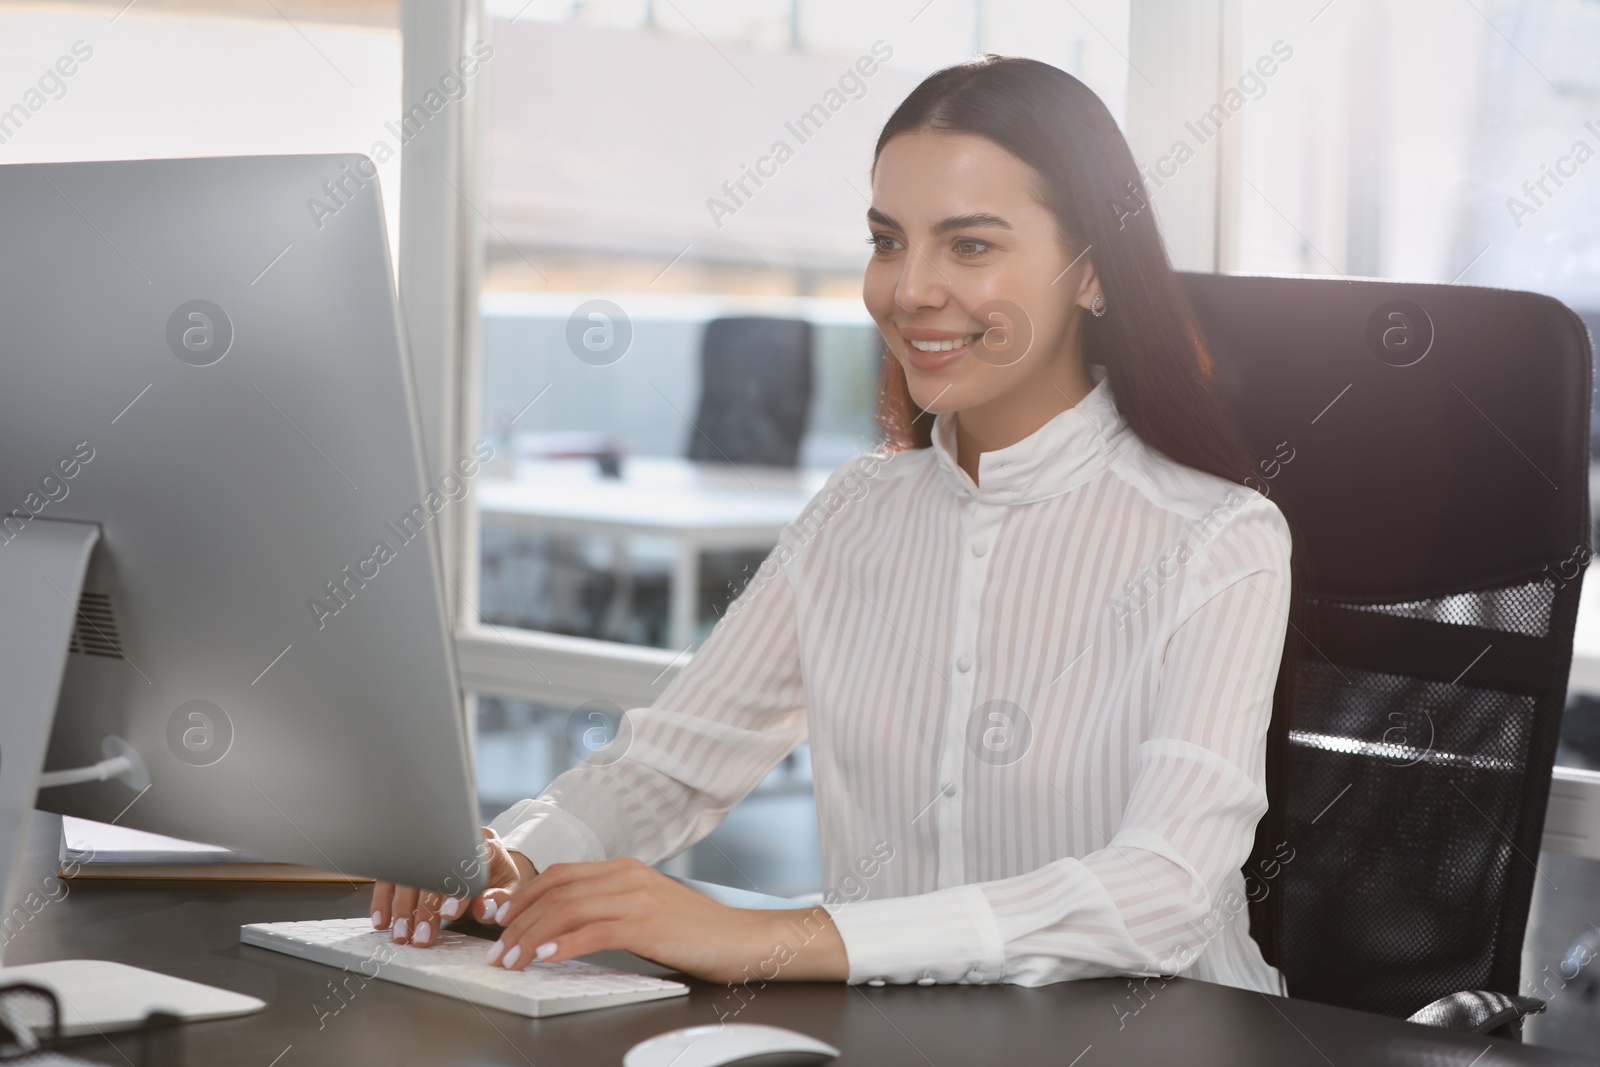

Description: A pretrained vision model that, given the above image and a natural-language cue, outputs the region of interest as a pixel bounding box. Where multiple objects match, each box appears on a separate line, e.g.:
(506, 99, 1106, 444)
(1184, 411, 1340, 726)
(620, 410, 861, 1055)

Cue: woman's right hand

(369, 826, 536, 947)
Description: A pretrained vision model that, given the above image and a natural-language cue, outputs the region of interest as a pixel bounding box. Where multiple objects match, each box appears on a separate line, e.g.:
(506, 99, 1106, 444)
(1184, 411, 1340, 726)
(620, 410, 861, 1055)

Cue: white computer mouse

(623, 1022, 840, 1067)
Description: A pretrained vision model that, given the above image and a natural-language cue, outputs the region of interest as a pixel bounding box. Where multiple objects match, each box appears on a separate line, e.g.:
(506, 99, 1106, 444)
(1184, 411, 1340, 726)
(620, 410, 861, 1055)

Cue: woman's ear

(1055, 236, 1100, 312)
(1073, 259, 1101, 313)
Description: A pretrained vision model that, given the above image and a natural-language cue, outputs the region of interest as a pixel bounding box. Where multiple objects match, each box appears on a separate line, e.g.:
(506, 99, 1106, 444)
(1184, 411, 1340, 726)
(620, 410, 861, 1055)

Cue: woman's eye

(866, 233, 900, 255)
(954, 238, 990, 257)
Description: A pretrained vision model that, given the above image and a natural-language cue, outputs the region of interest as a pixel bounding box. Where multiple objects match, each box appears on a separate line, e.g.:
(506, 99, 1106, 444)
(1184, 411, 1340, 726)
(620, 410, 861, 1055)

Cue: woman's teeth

(908, 334, 978, 353)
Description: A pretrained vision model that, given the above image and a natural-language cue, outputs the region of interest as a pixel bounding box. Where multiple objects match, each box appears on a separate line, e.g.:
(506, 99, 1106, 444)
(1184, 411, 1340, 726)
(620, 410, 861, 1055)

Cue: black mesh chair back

(1176, 271, 1593, 1019)
(687, 317, 813, 468)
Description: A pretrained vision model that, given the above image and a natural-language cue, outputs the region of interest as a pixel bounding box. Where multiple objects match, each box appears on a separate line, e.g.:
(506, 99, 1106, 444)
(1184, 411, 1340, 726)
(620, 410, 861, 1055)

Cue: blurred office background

(3, 0, 1597, 1050)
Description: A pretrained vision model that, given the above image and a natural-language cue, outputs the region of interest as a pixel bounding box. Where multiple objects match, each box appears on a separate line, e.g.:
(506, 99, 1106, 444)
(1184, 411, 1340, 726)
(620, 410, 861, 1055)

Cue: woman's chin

(909, 383, 964, 415)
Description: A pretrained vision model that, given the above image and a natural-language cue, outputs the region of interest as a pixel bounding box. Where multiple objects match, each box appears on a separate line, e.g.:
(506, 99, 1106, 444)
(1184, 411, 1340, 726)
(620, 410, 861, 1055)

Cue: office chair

(686, 317, 815, 468)
(687, 316, 816, 633)
(1177, 272, 1593, 1037)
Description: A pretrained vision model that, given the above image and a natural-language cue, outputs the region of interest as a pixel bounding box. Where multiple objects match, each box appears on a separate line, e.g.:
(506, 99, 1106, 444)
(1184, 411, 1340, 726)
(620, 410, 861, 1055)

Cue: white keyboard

(241, 917, 688, 1018)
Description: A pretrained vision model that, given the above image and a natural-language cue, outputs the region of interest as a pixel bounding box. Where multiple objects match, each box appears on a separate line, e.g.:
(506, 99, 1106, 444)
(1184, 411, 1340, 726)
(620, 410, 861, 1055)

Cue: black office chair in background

(686, 317, 815, 629)
(686, 316, 814, 468)
(1178, 272, 1593, 1037)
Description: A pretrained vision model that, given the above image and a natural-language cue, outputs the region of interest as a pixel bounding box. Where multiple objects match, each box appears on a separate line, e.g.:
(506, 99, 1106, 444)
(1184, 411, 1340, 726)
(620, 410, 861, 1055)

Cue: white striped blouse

(488, 368, 1294, 994)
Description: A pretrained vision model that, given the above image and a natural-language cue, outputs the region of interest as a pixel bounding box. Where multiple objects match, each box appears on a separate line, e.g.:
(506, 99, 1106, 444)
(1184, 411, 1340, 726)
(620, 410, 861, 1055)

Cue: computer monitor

(0, 154, 489, 1027)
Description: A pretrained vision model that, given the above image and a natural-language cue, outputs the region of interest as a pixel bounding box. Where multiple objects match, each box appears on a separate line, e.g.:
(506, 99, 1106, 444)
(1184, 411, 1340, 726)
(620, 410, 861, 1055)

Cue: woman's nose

(895, 242, 949, 313)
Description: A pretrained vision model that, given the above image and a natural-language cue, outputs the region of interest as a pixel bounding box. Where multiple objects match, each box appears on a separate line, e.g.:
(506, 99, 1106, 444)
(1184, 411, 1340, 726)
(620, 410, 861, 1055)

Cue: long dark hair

(871, 55, 1251, 486)
(871, 55, 1303, 969)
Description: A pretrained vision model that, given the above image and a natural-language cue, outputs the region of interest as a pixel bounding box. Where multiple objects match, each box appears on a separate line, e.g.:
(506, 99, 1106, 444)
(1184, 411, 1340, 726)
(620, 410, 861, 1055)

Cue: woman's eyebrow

(932, 212, 1012, 234)
(866, 206, 902, 231)
(866, 207, 1013, 235)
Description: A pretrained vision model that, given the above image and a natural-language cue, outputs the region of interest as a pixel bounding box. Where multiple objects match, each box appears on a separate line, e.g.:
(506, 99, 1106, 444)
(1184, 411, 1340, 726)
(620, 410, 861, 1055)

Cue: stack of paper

(58, 817, 369, 883)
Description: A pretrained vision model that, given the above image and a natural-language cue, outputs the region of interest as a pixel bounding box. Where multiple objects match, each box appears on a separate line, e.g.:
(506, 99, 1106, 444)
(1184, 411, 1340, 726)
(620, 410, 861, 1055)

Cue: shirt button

(964, 969, 984, 983)
(941, 781, 958, 797)
(867, 978, 886, 987)
(917, 976, 936, 986)
(955, 654, 972, 672)
(971, 541, 988, 557)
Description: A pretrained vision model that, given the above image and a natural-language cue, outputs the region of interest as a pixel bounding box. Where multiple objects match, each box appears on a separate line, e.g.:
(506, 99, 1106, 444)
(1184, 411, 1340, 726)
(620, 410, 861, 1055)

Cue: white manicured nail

(480, 897, 496, 920)
(495, 901, 510, 924)
(394, 918, 409, 941)
(502, 945, 522, 969)
(415, 922, 431, 945)
(535, 942, 557, 960)
(371, 910, 383, 929)
(440, 897, 462, 918)
(485, 940, 505, 965)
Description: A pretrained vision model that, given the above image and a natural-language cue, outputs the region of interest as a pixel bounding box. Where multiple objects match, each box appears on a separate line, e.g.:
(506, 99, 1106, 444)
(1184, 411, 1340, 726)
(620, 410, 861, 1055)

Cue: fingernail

(535, 942, 558, 960)
(502, 945, 522, 969)
(479, 898, 495, 920)
(415, 922, 431, 945)
(394, 918, 409, 942)
(371, 910, 383, 930)
(495, 901, 510, 924)
(485, 940, 505, 965)
(440, 897, 461, 918)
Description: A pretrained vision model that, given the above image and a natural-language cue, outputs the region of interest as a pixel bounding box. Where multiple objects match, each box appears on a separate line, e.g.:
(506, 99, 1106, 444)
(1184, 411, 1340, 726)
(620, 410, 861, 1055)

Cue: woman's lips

(901, 331, 979, 372)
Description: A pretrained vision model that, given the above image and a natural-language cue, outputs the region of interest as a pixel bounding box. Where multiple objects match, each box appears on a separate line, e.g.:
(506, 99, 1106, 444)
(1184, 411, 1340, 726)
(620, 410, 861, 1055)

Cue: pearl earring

(1089, 293, 1106, 318)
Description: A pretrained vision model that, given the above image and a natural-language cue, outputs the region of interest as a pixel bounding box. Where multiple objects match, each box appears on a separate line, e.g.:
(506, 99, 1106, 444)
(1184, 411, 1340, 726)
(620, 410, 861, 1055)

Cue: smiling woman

(376, 53, 1301, 998)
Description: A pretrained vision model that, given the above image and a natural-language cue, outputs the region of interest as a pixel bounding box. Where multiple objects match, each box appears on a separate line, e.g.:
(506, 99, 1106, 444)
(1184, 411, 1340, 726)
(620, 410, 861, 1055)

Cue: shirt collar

(929, 367, 1129, 506)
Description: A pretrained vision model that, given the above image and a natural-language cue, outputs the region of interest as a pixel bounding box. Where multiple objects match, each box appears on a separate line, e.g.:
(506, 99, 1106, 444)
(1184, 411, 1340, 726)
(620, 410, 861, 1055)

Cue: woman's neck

(954, 358, 1096, 486)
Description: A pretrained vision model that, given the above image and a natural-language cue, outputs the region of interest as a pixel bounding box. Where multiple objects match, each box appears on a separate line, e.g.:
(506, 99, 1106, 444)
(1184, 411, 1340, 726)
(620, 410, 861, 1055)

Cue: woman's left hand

(485, 857, 848, 984)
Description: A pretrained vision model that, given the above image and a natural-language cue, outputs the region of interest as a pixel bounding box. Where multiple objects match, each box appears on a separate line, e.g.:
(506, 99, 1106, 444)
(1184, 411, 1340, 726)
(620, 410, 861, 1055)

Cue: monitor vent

(67, 591, 124, 659)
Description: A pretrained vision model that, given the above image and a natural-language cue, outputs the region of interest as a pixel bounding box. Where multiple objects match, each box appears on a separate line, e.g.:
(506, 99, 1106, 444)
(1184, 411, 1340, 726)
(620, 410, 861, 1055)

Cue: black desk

(12, 815, 1596, 1066)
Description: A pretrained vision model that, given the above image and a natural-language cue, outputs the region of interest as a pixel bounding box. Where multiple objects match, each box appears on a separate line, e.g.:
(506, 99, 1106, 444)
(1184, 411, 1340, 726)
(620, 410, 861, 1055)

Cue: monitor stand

(0, 519, 264, 1038)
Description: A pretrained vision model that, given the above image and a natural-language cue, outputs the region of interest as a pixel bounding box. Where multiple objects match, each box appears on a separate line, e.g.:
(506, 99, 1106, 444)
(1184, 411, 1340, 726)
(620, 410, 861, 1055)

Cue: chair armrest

(1405, 990, 1546, 1034)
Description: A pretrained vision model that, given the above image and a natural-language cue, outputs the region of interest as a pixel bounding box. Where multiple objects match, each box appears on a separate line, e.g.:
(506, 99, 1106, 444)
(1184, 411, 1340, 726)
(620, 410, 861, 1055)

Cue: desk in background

(478, 458, 830, 649)
(10, 813, 1594, 1067)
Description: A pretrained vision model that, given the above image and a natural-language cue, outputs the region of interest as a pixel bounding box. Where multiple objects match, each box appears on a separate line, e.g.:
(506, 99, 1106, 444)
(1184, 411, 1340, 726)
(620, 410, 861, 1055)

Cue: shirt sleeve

(825, 494, 1293, 986)
(487, 459, 876, 872)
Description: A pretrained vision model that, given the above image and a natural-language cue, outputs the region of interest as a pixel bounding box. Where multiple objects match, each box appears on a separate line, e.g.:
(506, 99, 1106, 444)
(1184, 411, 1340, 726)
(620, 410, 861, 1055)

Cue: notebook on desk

(57, 817, 370, 883)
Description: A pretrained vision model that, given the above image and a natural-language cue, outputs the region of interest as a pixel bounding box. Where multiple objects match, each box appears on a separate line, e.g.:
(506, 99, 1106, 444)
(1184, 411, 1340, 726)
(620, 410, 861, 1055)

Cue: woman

(372, 54, 1294, 994)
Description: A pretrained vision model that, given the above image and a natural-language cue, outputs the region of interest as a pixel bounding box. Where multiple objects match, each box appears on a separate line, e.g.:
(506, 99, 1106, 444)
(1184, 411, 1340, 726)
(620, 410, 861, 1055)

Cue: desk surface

(478, 457, 830, 534)
(11, 815, 1595, 1067)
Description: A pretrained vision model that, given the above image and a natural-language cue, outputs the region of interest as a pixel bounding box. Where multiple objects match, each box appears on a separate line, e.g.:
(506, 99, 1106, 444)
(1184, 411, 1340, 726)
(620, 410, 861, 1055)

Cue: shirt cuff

(825, 884, 1007, 985)
(485, 799, 607, 872)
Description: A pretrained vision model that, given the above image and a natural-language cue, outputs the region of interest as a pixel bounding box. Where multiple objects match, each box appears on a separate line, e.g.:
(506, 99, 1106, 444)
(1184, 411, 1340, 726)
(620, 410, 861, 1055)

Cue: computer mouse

(623, 1022, 840, 1067)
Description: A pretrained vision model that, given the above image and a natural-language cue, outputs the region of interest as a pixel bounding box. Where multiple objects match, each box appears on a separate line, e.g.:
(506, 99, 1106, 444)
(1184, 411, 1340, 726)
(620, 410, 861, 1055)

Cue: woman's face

(863, 129, 1098, 419)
